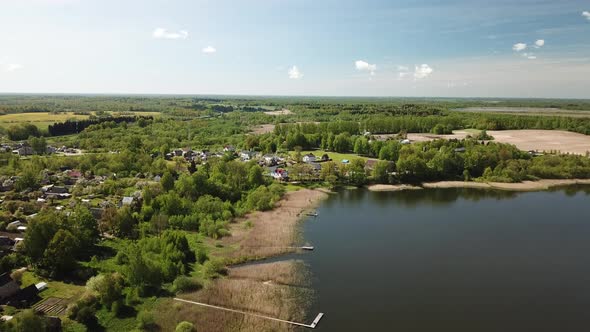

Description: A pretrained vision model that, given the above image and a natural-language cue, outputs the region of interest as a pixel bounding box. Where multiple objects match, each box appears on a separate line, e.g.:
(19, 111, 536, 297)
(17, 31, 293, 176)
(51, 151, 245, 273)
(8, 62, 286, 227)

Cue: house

(309, 163, 322, 172)
(0, 273, 20, 302)
(43, 185, 69, 195)
(44, 185, 71, 199)
(240, 151, 256, 161)
(12, 146, 34, 156)
(16, 226, 27, 232)
(223, 145, 236, 152)
(0, 179, 15, 192)
(0, 237, 15, 250)
(454, 147, 466, 153)
(271, 168, 289, 181)
(303, 153, 317, 163)
(262, 154, 278, 166)
(120, 196, 136, 207)
(401, 139, 411, 145)
(5, 284, 40, 308)
(7, 221, 22, 229)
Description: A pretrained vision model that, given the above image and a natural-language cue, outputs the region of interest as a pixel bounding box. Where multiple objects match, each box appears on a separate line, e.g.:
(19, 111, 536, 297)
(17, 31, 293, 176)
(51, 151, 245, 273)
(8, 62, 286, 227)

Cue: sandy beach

(422, 179, 590, 191)
(224, 188, 329, 260)
(367, 184, 423, 192)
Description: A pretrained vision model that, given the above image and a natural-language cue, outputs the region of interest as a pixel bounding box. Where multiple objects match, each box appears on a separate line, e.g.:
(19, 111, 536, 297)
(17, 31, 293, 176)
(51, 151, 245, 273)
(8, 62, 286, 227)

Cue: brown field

(457, 107, 590, 118)
(158, 260, 312, 332)
(264, 109, 293, 116)
(423, 179, 590, 191)
(487, 130, 590, 155)
(251, 124, 276, 135)
(380, 129, 590, 156)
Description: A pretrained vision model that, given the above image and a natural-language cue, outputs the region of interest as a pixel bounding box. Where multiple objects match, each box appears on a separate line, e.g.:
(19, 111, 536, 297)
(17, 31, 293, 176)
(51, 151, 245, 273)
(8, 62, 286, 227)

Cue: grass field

(0, 111, 161, 129)
(299, 150, 370, 162)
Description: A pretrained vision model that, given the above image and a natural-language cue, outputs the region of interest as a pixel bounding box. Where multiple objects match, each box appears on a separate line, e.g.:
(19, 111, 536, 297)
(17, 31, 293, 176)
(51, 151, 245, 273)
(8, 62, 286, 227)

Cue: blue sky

(0, 0, 589, 98)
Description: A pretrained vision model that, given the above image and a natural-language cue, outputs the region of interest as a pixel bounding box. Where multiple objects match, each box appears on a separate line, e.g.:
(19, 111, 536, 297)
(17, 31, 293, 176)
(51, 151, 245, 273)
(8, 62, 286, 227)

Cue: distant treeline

(48, 116, 152, 136)
(276, 113, 590, 136)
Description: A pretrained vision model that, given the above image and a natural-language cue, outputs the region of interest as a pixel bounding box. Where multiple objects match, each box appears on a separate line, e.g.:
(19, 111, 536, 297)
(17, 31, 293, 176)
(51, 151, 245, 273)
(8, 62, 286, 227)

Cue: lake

(300, 186, 590, 332)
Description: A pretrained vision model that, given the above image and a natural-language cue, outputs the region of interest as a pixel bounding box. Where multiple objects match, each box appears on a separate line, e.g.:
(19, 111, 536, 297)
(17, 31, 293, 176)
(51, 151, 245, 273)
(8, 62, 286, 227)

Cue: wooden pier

(174, 298, 325, 329)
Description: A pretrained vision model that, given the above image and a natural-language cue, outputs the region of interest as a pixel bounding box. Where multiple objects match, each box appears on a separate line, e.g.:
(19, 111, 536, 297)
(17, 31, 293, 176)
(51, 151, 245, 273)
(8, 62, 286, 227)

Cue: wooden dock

(174, 298, 325, 329)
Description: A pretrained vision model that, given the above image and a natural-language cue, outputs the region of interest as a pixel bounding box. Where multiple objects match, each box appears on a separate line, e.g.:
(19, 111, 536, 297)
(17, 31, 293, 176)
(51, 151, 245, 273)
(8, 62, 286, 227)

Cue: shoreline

(173, 189, 329, 331)
(367, 179, 590, 192)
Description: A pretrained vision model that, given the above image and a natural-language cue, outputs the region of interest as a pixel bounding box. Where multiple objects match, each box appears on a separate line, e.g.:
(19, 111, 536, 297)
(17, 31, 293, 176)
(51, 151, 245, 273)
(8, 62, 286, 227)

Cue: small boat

(301, 246, 315, 251)
(306, 212, 318, 217)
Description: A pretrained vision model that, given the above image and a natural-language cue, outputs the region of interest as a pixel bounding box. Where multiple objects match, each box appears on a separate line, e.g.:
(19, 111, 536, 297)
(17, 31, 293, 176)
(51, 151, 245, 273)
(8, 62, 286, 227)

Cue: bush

(136, 310, 156, 330)
(115, 251, 128, 265)
(203, 259, 227, 278)
(172, 276, 202, 294)
(67, 293, 98, 326)
(175, 321, 195, 332)
(195, 249, 208, 264)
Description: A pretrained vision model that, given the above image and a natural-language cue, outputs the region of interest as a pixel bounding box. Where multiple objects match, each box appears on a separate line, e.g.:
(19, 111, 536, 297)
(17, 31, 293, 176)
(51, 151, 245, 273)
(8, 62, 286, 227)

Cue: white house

(271, 168, 289, 181)
(240, 151, 256, 161)
(303, 153, 316, 163)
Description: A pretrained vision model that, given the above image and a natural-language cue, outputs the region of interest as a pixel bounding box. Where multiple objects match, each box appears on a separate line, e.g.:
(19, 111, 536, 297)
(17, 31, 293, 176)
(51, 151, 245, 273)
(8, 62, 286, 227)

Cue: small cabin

(303, 153, 317, 163)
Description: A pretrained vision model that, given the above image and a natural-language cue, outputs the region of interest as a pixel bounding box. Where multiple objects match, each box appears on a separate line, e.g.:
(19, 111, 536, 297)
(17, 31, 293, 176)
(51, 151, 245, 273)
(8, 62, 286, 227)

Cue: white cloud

(399, 72, 411, 79)
(534, 39, 545, 48)
(397, 65, 409, 71)
(512, 43, 527, 52)
(288, 65, 303, 79)
(202, 46, 216, 54)
(583, 11, 590, 20)
(5, 63, 23, 72)
(522, 52, 537, 60)
(414, 64, 433, 79)
(0, 60, 23, 72)
(152, 28, 188, 40)
(355, 60, 377, 75)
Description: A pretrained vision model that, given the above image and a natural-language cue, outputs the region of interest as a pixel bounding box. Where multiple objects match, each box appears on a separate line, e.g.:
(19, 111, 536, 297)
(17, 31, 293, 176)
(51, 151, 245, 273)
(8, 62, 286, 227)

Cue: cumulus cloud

(152, 28, 188, 40)
(534, 39, 545, 48)
(288, 65, 303, 79)
(512, 43, 527, 52)
(583, 11, 590, 20)
(5, 63, 23, 72)
(202, 46, 216, 54)
(414, 64, 433, 79)
(0, 61, 23, 72)
(522, 52, 537, 60)
(355, 60, 377, 75)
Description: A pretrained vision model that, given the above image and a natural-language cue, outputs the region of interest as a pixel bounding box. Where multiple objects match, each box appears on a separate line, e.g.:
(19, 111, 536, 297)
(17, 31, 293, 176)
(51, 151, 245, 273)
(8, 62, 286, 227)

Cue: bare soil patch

(250, 124, 276, 135)
(367, 184, 422, 192)
(264, 109, 293, 116)
(378, 129, 590, 155)
(423, 179, 590, 191)
(223, 189, 329, 260)
(487, 130, 590, 155)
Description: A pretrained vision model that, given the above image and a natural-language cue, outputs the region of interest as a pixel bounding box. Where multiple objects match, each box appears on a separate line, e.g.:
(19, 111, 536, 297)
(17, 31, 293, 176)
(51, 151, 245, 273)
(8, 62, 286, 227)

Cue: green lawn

(299, 150, 370, 163)
(21, 271, 85, 300)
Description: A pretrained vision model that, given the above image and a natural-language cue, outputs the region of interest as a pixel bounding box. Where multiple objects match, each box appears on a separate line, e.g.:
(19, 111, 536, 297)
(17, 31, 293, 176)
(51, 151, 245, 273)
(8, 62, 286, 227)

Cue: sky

(0, 0, 589, 98)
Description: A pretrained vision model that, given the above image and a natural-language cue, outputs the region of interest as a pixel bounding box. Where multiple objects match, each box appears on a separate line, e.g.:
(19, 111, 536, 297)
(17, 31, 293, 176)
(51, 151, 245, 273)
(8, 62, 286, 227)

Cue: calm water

(300, 186, 590, 332)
